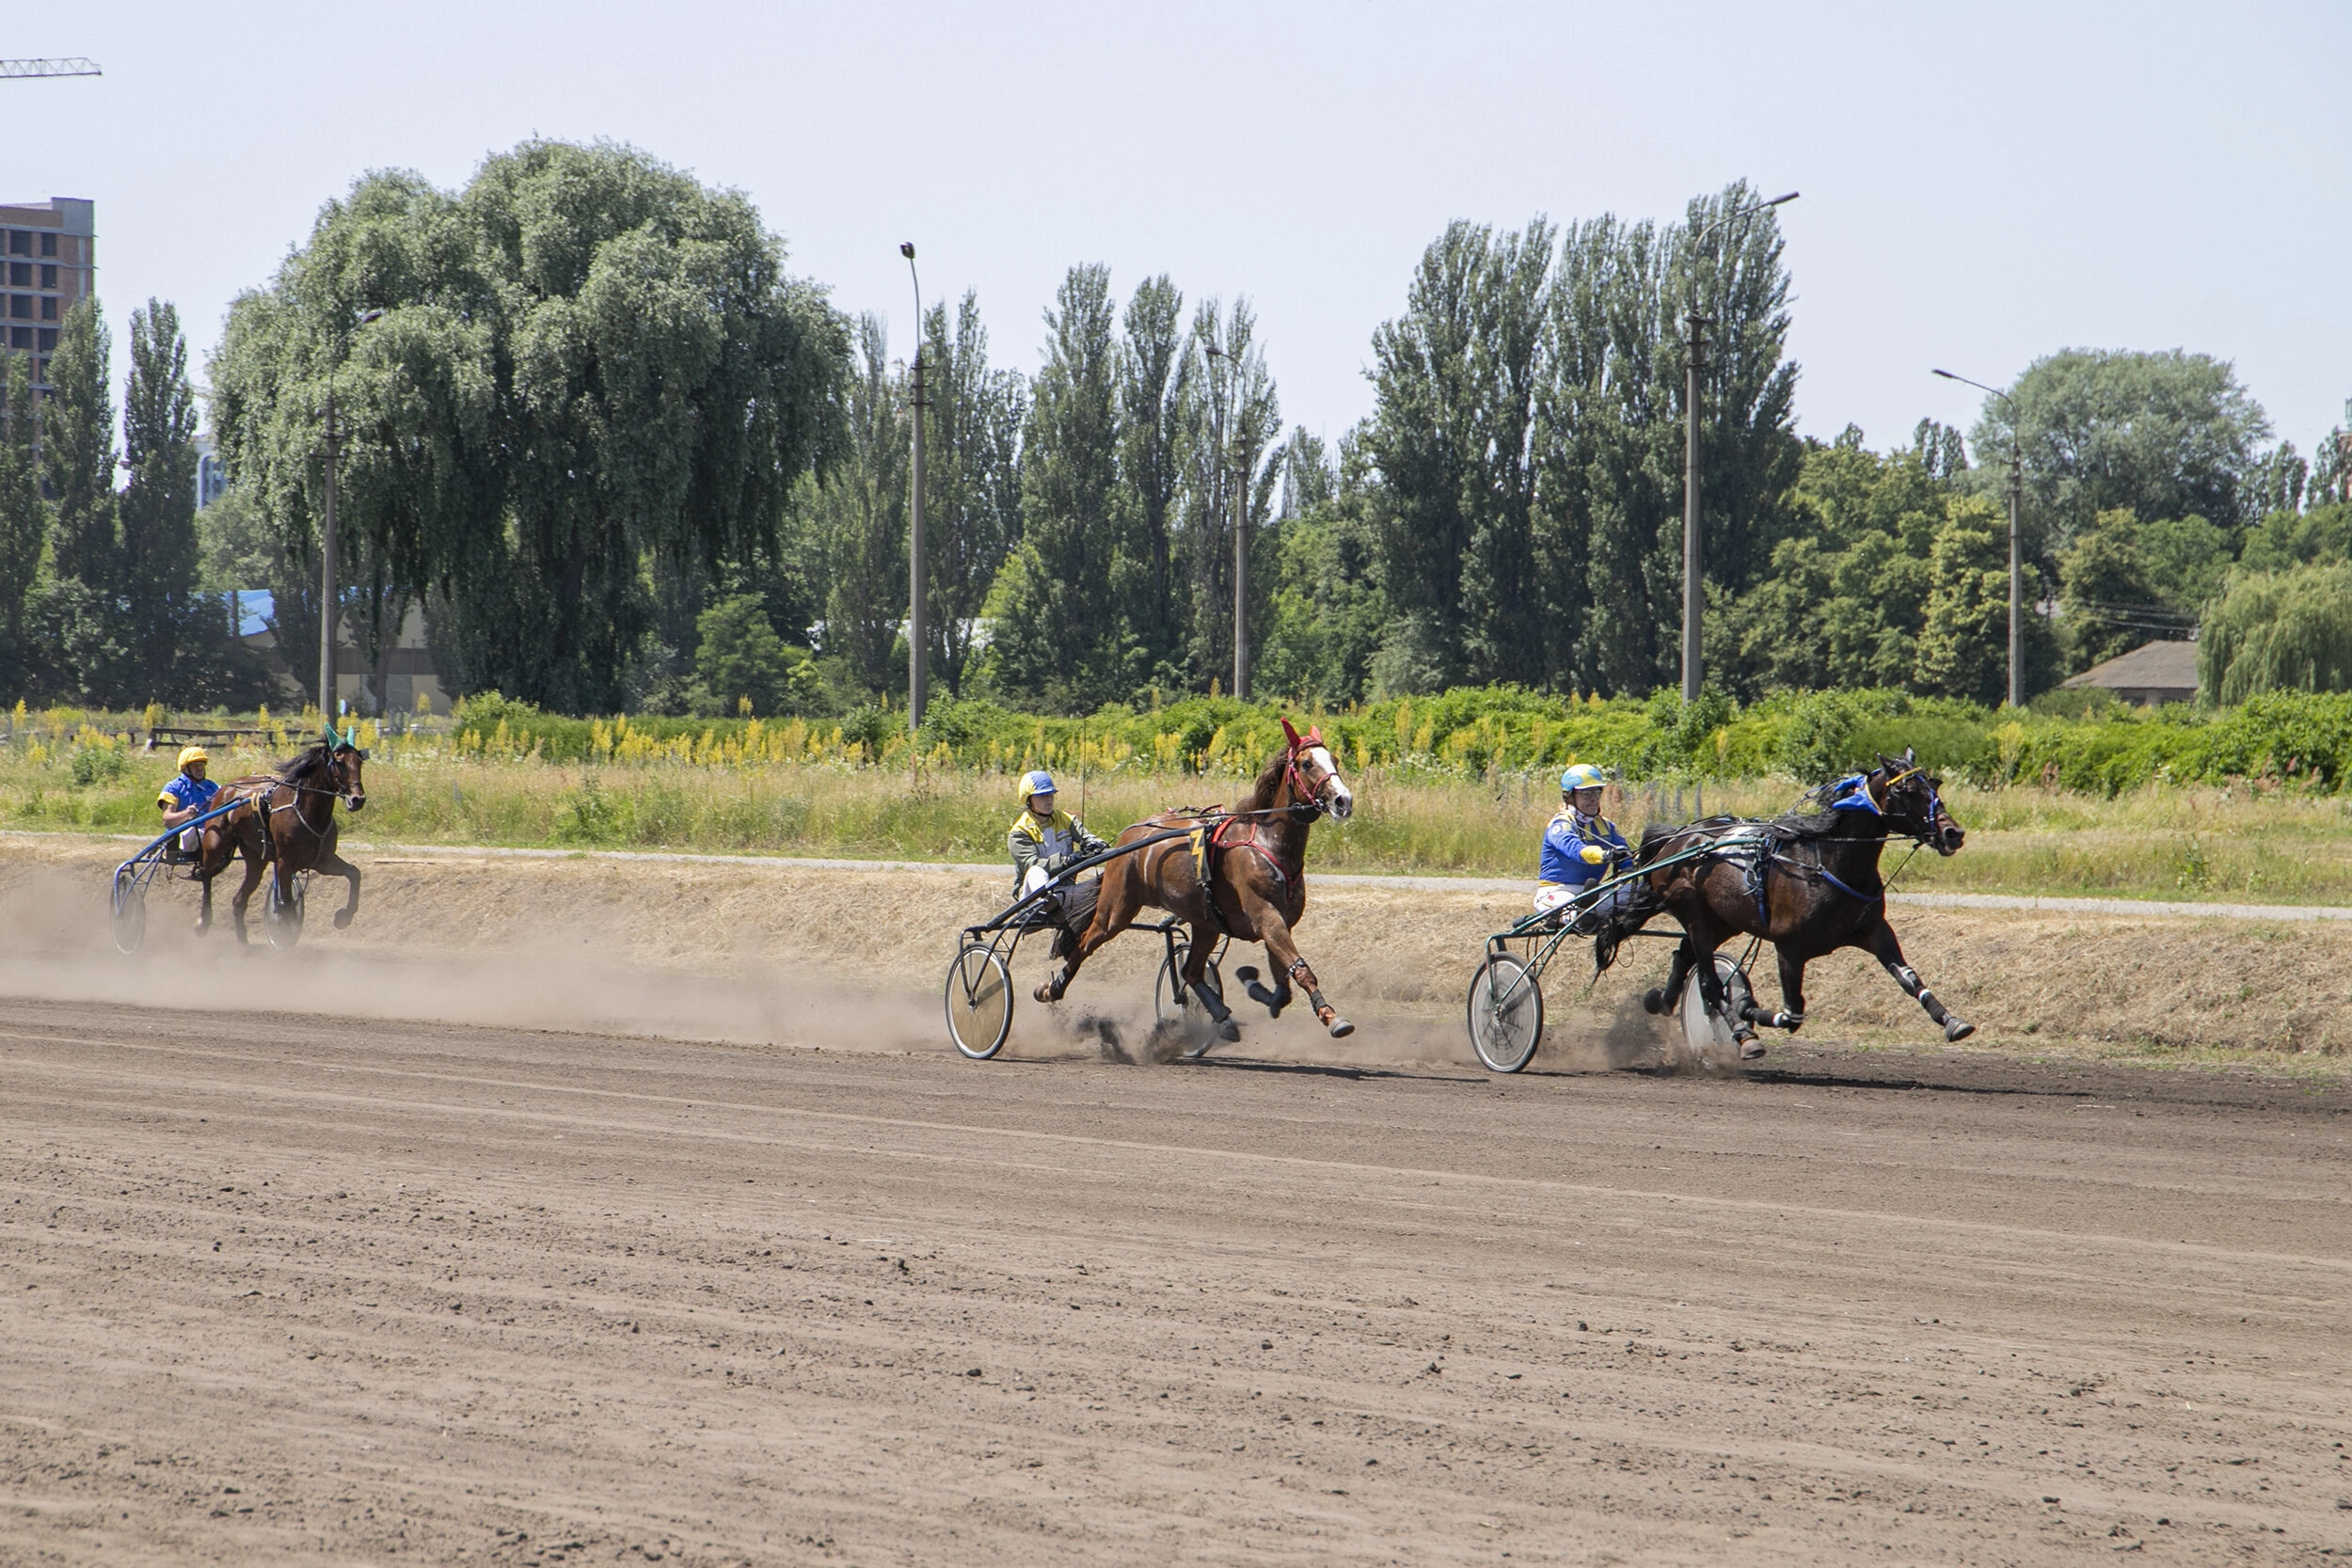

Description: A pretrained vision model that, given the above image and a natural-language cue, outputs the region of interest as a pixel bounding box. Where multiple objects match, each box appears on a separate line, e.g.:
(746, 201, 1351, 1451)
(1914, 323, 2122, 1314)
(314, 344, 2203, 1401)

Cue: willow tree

(212, 141, 844, 714)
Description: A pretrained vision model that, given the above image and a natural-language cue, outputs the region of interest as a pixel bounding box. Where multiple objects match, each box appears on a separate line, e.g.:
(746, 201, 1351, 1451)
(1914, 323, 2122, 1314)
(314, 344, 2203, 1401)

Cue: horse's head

(1279, 718, 1354, 822)
(1877, 749, 1962, 855)
(326, 725, 369, 812)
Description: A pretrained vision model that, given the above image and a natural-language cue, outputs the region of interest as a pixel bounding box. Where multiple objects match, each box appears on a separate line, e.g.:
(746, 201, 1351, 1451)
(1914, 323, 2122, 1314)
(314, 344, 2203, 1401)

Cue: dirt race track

(4, 998, 2350, 1566)
(3, 838, 2352, 1563)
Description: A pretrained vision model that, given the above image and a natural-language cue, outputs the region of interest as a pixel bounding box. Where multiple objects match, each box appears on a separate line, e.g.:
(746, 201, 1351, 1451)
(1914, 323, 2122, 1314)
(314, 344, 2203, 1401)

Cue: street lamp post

(900, 243, 928, 734)
(1932, 368, 2025, 708)
(318, 308, 383, 717)
(1204, 343, 1248, 701)
(1680, 190, 1798, 705)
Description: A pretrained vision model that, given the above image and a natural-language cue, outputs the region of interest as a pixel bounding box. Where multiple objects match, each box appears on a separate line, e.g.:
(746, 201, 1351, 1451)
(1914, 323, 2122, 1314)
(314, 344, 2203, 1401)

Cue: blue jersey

(1538, 809, 1628, 889)
(158, 773, 221, 813)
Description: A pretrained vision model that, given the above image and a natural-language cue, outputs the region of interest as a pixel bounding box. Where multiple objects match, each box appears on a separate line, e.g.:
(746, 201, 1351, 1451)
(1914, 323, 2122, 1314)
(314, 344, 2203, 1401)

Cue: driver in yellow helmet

(1009, 769, 1106, 897)
(157, 745, 221, 865)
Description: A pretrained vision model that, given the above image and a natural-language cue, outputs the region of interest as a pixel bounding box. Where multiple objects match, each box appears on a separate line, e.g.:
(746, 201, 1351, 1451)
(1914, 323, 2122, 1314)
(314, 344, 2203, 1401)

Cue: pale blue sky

(19, 1, 2352, 464)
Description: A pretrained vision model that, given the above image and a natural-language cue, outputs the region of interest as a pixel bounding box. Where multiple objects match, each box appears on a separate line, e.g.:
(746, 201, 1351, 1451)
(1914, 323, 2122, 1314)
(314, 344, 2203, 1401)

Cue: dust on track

(3, 991, 2349, 1566)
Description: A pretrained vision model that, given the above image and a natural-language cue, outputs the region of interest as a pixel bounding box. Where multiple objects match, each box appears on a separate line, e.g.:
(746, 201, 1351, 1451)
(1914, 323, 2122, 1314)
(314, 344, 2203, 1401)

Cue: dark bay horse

(1043, 719, 1358, 1041)
(183, 792, 267, 940)
(198, 729, 371, 942)
(1634, 751, 1971, 1059)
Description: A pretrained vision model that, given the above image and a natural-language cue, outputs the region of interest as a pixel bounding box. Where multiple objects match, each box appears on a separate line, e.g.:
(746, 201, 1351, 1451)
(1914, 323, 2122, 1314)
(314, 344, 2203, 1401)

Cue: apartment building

(0, 197, 96, 392)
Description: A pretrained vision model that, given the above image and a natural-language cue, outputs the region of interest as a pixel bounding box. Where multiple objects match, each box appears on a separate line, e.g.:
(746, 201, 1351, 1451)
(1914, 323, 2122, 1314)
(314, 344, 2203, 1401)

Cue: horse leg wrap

(1740, 1004, 1803, 1030)
(1235, 965, 1289, 1017)
(1306, 988, 1355, 1038)
(1193, 978, 1241, 1041)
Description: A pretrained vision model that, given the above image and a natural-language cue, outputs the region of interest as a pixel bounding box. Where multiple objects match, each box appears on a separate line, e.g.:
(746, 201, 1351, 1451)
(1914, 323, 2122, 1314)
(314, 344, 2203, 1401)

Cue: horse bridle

(263, 755, 364, 843)
(1868, 765, 1948, 847)
(1279, 733, 1339, 822)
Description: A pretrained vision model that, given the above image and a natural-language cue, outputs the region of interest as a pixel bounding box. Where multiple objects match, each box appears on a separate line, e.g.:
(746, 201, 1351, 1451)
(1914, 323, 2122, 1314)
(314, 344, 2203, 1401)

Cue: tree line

(8, 138, 2346, 717)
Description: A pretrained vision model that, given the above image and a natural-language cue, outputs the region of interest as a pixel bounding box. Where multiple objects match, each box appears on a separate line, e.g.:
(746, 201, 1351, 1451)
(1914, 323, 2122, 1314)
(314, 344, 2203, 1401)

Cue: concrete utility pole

(1204, 341, 1249, 700)
(1232, 446, 1248, 702)
(317, 309, 383, 718)
(901, 243, 927, 734)
(1933, 368, 2025, 708)
(318, 391, 340, 715)
(1679, 190, 1798, 705)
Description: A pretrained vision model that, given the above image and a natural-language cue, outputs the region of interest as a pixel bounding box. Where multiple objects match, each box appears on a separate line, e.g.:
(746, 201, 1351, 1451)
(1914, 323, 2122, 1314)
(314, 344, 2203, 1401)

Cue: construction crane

(0, 58, 102, 80)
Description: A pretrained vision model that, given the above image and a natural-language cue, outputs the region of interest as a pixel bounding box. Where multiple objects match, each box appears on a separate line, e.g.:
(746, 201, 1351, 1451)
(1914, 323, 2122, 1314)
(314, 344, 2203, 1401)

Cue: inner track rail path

(2, 997, 2346, 1564)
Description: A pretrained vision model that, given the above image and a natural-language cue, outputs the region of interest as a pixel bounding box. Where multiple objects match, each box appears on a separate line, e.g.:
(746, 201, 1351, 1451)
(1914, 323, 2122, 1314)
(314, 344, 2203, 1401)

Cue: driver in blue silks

(1535, 763, 1645, 965)
(157, 745, 221, 864)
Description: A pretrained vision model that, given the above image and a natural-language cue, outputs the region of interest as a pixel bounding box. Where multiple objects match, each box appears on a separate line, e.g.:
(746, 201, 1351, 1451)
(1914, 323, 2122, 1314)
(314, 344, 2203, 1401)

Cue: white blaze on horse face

(1308, 745, 1353, 819)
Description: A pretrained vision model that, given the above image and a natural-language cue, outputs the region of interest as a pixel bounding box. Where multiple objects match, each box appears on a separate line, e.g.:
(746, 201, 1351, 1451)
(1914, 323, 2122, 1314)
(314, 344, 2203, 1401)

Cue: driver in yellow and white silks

(1008, 769, 1107, 897)
(1534, 764, 1630, 921)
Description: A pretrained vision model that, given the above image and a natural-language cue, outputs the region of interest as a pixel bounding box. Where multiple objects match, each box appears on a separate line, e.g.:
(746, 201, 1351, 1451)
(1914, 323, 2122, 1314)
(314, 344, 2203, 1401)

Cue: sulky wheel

(944, 944, 1013, 1060)
(1677, 953, 1748, 1063)
(1153, 941, 1227, 1060)
(1466, 952, 1544, 1073)
(110, 867, 148, 956)
(263, 873, 306, 950)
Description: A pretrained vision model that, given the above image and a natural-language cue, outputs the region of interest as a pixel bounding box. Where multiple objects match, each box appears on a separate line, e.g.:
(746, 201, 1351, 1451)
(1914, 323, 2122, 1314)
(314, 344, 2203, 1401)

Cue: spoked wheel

(263, 872, 307, 949)
(1466, 952, 1545, 1073)
(1153, 941, 1227, 1060)
(1678, 953, 1751, 1063)
(944, 943, 1014, 1061)
(110, 867, 148, 955)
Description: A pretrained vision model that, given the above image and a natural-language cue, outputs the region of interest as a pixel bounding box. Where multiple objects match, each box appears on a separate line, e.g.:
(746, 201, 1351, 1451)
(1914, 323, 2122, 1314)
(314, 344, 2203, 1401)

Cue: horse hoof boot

(1216, 1019, 1242, 1043)
(332, 910, 355, 930)
(1739, 1037, 1767, 1061)
(1642, 988, 1668, 1016)
(1945, 1018, 1976, 1042)
(1327, 1017, 1355, 1039)
(1032, 979, 1057, 1004)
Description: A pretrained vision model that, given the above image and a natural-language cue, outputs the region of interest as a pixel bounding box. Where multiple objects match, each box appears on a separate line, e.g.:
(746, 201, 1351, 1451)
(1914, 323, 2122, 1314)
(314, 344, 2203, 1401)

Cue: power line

(0, 58, 102, 79)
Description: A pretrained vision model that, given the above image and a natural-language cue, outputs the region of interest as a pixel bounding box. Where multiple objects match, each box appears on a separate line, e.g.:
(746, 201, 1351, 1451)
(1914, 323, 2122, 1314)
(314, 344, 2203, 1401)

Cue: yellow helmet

(177, 745, 210, 769)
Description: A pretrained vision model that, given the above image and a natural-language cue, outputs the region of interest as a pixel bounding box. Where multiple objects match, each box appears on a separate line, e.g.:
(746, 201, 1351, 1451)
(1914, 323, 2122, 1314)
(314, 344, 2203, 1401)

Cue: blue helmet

(1560, 763, 1606, 793)
(1018, 768, 1057, 800)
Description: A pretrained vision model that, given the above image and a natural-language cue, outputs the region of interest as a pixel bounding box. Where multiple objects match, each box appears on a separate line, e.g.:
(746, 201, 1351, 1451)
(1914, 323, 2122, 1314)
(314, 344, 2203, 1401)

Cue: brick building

(0, 197, 95, 393)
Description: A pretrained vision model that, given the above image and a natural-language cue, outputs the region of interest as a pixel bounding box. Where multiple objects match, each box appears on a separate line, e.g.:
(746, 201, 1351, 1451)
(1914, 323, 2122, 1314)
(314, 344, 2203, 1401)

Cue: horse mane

(1635, 813, 1749, 863)
(1228, 752, 1292, 816)
(278, 742, 335, 784)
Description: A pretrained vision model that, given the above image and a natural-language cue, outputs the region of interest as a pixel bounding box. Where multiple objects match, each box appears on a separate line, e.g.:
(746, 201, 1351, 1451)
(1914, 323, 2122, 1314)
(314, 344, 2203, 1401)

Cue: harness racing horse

(1041, 720, 1359, 1042)
(1633, 750, 1970, 1060)
(229, 729, 372, 941)
(181, 790, 269, 942)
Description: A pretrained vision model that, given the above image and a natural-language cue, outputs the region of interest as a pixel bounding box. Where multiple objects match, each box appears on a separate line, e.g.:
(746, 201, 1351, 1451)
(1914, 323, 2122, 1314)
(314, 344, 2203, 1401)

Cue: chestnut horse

(1041, 720, 1358, 1041)
(196, 730, 371, 942)
(1634, 751, 1970, 1059)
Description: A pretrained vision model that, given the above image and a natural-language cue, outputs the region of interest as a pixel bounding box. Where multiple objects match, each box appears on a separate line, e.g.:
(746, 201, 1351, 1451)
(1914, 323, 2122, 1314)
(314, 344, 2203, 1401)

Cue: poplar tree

(119, 299, 208, 699)
(42, 297, 116, 589)
(0, 353, 44, 666)
(987, 264, 1122, 710)
(920, 293, 1025, 699)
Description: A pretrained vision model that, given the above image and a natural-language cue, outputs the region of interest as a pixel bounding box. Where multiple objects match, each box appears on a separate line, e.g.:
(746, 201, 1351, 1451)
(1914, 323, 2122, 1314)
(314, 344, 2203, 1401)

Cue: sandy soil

(3, 834, 2350, 1563)
(8, 832, 2352, 1062)
(2, 998, 2348, 1566)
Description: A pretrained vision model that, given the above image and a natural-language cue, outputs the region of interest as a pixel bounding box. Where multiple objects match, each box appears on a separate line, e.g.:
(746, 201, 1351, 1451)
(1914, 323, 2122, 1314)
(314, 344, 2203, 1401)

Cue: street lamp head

(1931, 368, 1959, 381)
(356, 308, 384, 325)
(1762, 190, 1799, 208)
(899, 242, 915, 261)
